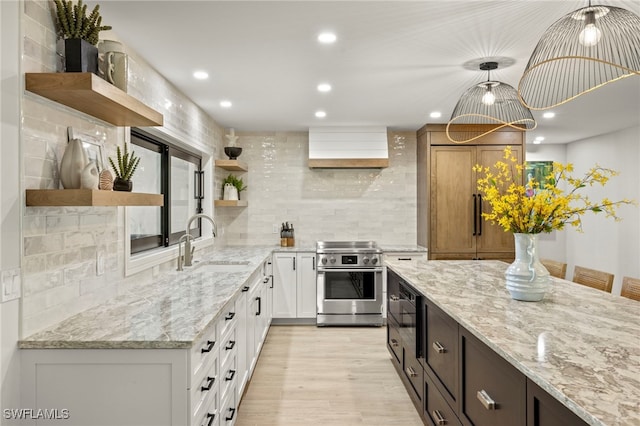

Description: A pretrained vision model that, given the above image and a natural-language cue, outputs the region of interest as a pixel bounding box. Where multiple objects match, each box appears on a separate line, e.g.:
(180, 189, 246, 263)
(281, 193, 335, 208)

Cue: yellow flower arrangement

(473, 146, 635, 234)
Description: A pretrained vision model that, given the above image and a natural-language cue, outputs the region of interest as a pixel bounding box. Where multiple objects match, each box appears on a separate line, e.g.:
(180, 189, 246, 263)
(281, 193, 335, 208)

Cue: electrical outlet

(272, 224, 279, 234)
(1, 268, 21, 303)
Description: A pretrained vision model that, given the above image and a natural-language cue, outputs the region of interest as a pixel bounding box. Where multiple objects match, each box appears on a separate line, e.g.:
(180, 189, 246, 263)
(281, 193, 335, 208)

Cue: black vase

(64, 39, 98, 74)
(113, 177, 133, 192)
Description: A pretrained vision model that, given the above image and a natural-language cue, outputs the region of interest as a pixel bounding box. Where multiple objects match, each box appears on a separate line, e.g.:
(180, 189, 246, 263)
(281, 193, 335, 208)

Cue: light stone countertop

(19, 246, 275, 350)
(385, 258, 640, 426)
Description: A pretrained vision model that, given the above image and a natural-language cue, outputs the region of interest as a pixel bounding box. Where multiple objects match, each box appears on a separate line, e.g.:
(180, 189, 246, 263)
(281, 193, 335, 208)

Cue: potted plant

(53, 0, 112, 73)
(222, 174, 247, 200)
(108, 144, 140, 192)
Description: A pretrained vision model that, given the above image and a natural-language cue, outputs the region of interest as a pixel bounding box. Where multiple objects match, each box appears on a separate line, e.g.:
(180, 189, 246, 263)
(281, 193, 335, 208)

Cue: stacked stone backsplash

(20, 0, 223, 336)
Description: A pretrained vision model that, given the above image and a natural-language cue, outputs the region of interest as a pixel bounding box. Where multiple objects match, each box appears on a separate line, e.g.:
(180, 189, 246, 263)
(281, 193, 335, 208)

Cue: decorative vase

(80, 162, 99, 190)
(99, 170, 114, 190)
(113, 177, 132, 192)
(223, 183, 238, 200)
(505, 233, 551, 302)
(64, 38, 98, 74)
(59, 138, 88, 189)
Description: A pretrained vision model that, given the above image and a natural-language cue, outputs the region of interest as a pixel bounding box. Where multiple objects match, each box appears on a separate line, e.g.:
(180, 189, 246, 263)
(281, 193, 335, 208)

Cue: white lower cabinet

(20, 260, 274, 426)
(273, 251, 316, 319)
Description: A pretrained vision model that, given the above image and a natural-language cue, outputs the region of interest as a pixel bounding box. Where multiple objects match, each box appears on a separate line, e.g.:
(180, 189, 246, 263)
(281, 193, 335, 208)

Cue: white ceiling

(90, 0, 640, 145)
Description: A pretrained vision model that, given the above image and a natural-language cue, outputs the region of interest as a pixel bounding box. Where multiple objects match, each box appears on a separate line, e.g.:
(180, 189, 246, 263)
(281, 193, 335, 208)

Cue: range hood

(308, 126, 389, 168)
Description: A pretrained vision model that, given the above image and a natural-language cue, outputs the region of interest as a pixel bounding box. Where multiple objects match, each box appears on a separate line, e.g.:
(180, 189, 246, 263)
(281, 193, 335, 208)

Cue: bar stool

(621, 276, 640, 301)
(572, 266, 614, 293)
(540, 259, 567, 279)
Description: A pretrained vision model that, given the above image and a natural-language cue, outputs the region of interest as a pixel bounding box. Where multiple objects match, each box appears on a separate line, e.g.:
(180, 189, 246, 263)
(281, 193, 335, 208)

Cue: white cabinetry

(273, 252, 316, 320)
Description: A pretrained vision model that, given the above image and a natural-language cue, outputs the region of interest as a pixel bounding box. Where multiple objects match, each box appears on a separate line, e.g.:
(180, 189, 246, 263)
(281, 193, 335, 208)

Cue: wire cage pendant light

(518, 2, 640, 110)
(447, 62, 536, 144)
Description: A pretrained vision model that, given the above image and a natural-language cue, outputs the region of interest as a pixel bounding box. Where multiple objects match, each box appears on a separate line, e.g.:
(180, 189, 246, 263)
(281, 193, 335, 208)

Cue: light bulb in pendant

(579, 10, 602, 46)
(482, 87, 495, 106)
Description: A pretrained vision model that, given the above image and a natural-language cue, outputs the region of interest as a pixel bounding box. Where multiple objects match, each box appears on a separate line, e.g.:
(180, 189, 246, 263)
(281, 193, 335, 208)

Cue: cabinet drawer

(387, 270, 401, 323)
(220, 388, 237, 425)
(425, 372, 461, 426)
(217, 300, 237, 343)
(403, 348, 423, 404)
(460, 328, 525, 426)
(191, 323, 217, 382)
(191, 354, 219, 424)
(387, 316, 402, 365)
(425, 300, 458, 404)
(527, 379, 588, 426)
(194, 381, 219, 426)
(220, 351, 237, 405)
(220, 326, 237, 372)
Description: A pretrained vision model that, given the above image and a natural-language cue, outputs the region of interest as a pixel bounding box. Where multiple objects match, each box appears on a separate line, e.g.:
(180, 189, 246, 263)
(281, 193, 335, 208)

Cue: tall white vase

(505, 233, 551, 302)
(59, 138, 88, 189)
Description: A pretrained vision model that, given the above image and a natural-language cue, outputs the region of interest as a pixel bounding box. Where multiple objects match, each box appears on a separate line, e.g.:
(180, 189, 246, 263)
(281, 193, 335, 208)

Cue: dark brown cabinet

(459, 328, 526, 426)
(527, 380, 588, 426)
(425, 372, 462, 426)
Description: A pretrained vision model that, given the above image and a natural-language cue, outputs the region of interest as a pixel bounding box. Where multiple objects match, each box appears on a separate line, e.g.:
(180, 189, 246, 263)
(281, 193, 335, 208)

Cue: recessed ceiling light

(430, 111, 442, 118)
(533, 136, 545, 144)
(315, 110, 327, 118)
(318, 32, 337, 44)
(317, 83, 332, 92)
(543, 112, 556, 119)
(193, 70, 209, 80)
(220, 100, 232, 108)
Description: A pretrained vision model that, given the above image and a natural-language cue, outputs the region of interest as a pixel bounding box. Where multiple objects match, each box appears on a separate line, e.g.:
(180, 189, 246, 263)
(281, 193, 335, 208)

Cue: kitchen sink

(195, 261, 250, 273)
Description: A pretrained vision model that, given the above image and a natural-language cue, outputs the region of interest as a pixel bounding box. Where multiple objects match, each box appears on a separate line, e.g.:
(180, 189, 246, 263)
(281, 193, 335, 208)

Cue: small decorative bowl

(224, 147, 243, 160)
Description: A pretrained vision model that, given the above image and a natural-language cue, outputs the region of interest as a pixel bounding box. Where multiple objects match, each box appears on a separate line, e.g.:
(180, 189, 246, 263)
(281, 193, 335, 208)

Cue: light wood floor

(236, 325, 424, 426)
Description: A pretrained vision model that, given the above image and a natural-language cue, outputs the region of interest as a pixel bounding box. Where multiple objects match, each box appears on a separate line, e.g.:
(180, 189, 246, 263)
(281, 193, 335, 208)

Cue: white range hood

(308, 126, 389, 168)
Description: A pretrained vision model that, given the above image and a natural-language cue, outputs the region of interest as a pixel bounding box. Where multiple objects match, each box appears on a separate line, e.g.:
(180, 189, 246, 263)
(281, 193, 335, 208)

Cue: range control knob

(321, 257, 328, 265)
(330, 257, 336, 264)
(363, 257, 370, 264)
(371, 257, 379, 265)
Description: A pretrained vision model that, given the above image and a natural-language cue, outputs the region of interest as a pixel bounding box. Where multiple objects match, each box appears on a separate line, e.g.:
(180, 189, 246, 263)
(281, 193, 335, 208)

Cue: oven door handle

(317, 267, 384, 273)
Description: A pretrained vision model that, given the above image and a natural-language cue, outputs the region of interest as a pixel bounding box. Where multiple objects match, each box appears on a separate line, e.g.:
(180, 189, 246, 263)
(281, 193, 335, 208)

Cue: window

(129, 128, 203, 254)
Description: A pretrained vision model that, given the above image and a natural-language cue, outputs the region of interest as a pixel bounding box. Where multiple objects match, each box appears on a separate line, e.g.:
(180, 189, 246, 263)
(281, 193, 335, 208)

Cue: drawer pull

(477, 389, 496, 410)
(431, 409, 448, 425)
(242, 286, 250, 292)
(203, 413, 215, 426)
(201, 376, 215, 392)
(263, 277, 269, 283)
(390, 338, 399, 347)
(225, 369, 236, 381)
(225, 340, 236, 350)
(390, 295, 400, 301)
(405, 366, 418, 378)
(432, 341, 446, 354)
(201, 340, 215, 353)
(398, 257, 412, 261)
(225, 407, 236, 421)
(225, 312, 235, 321)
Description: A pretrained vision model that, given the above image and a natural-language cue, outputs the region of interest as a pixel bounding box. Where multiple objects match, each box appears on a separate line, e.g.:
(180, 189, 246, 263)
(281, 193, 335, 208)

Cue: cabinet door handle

(293, 257, 296, 270)
(225, 407, 236, 421)
(256, 296, 261, 316)
(269, 274, 273, 288)
(397, 257, 412, 261)
(312, 256, 315, 270)
(478, 194, 483, 236)
(201, 376, 215, 392)
(225, 312, 235, 321)
(431, 409, 448, 425)
(201, 340, 215, 353)
(477, 389, 496, 410)
(405, 366, 418, 378)
(472, 194, 477, 236)
(225, 369, 236, 382)
(390, 338, 399, 347)
(225, 340, 236, 350)
(203, 412, 215, 426)
(432, 341, 446, 354)
(242, 286, 249, 292)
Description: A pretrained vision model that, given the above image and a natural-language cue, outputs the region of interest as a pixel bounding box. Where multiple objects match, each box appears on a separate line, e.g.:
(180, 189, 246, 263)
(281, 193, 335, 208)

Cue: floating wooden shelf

(214, 200, 248, 207)
(26, 189, 164, 207)
(25, 73, 163, 127)
(215, 160, 248, 172)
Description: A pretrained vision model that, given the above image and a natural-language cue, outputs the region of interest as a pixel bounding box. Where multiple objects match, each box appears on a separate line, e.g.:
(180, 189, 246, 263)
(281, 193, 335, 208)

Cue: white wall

(1, 0, 23, 422)
(565, 126, 640, 295)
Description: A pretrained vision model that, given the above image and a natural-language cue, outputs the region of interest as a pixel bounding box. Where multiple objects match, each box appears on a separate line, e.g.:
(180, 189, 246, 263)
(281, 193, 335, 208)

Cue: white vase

(223, 183, 238, 200)
(505, 233, 551, 302)
(59, 138, 88, 189)
(80, 162, 99, 190)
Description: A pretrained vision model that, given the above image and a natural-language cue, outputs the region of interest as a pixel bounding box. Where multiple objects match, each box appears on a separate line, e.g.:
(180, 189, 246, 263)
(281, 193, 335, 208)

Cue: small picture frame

(68, 127, 106, 172)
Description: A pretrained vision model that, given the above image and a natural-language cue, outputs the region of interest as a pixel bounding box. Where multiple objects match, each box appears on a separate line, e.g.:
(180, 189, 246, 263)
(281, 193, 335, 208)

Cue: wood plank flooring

(236, 325, 424, 426)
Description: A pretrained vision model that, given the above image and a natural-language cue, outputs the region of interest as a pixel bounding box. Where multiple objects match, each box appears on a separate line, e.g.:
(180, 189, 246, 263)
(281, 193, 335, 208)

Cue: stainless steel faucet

(181, 213, 217, 268)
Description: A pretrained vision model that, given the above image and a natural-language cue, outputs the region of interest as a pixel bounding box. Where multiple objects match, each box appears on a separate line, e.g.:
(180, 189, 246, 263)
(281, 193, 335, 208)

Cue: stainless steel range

(316, 241, 384, 326)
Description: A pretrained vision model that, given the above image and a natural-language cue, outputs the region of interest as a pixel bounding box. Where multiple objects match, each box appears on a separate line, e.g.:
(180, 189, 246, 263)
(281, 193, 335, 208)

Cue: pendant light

(518, 2, 640, 110)
(446, 62, 536, 144)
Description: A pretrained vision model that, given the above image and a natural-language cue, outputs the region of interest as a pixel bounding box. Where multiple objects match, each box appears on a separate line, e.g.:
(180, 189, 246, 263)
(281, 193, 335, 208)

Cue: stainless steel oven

(316, 241, 384, 326)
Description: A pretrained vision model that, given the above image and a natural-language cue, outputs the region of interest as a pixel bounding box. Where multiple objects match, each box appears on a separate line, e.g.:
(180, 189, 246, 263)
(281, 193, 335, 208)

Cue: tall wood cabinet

(417, 124, 524, 261)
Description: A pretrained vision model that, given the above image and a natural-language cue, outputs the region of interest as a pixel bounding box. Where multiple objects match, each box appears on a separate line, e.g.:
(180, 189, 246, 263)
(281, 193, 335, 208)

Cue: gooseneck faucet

(180, 213, 217, 269)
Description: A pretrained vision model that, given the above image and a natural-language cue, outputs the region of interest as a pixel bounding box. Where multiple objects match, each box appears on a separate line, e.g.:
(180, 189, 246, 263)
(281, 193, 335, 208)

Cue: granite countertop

(385, 259, 640, 426)
(19, 246, 275, 350)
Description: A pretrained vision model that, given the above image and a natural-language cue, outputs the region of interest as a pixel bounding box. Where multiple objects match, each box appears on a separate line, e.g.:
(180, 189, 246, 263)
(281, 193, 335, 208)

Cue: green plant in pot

(53, 0, 112, 73)
(222, 174, 247, 200)
(108, 144, 140, 192)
